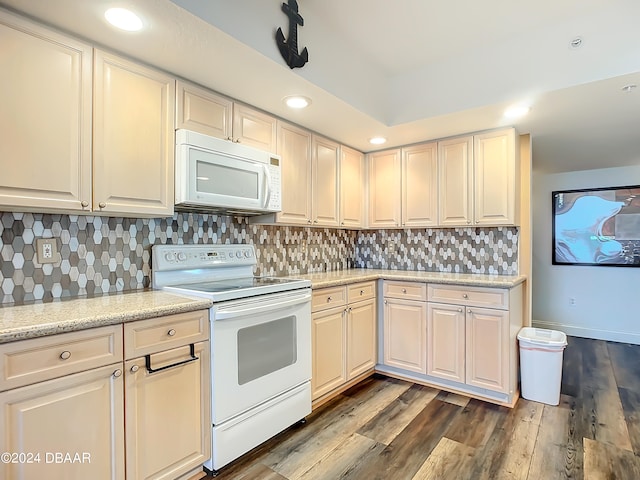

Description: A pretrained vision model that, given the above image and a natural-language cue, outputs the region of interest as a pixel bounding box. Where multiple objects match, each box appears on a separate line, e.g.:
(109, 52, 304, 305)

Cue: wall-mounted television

(552, 185, 640, 266)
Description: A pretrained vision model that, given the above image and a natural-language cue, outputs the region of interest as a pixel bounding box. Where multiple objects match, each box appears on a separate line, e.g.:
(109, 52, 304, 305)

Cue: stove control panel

(152, 244, 256, 271)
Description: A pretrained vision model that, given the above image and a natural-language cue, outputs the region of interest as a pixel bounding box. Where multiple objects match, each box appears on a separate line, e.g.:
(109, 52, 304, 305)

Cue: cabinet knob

(59, 351, 71, 360)
(167, 329, 176, 337)
(402, 288, 407, 294)
(81, 200, 89, 208)
(130, 365, 140, 373)
(113, 369, 122, 378)
(360, 290, 364, 295)
(462, 293, 468, 299)
(307, 220, 312, 224)
(348, 307, 352, 313)
(467, 220, 471, 224)
(327, 296, 332, 302)
(384, 300, 388, 305)
(98, 202, 106, 209)
(341, 222, 345, 226)
(314, 220, 318, 224)
(458, 308, 462, 312)
(468, 309, 472, 314)
(226, 136, 233, 141)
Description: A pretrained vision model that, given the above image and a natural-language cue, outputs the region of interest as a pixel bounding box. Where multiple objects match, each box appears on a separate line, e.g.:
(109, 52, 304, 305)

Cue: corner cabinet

(311, 282, 376, 405)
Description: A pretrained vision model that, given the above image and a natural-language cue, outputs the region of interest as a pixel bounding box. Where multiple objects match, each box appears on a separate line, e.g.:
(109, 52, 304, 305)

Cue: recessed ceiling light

(622, 84, 637, 93)
(369, 136, 387, 145)
(504, 105, 531, 119)
(283, 95, 311, 109)
(105, 8, 143, 31)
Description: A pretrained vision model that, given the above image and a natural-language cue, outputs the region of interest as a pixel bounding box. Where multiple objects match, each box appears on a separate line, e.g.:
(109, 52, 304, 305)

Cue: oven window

(196, 160, 259, 199)
(237, 316, 297, 385)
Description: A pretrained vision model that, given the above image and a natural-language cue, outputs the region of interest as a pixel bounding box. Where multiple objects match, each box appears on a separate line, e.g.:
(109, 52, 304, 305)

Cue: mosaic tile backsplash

(0, 212, 518, 306)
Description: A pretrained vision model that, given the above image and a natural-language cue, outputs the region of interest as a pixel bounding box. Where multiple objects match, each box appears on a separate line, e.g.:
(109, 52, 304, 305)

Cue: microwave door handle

(262, 165, 272, 209)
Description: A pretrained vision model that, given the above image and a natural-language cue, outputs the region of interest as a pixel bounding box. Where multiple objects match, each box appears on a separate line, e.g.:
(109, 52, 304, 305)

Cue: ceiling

(2, 0, 640, 174)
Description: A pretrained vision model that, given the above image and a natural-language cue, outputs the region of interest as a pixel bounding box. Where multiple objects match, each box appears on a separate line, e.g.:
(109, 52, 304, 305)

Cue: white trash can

(517, 327, 567, 406)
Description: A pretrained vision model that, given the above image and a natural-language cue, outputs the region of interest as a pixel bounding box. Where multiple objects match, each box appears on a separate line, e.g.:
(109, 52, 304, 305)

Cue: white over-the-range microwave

(175, 129, 282, 215)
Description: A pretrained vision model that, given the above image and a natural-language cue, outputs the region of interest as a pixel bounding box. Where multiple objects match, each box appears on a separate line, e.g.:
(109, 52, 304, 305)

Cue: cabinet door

(427, 303, 465, 383)
(312, 135, 340, 227)
(383, 298, 427, 374)
(93, 50, 175, 217)
(438, 136, 473, 226)
(125, 341, 210, 480)
(276, 121, 312, 225)
(0, 364, 125, 480)
(176, 80, 232, 139)
(465, 307, 509, 393)
(402, 142, 438, 227)
(474, 128, 516, 226)
(339, 146, 365, 228)
(346, 298, 376, 379)
(232, 103, 277, 152)
(0, 11, 92, 213)
(312, 306, 346, 400)
(368, 149, 402, 228)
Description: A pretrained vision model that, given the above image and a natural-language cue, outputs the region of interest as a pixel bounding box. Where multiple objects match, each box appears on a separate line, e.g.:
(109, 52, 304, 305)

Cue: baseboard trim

(532, 320, 640, 345)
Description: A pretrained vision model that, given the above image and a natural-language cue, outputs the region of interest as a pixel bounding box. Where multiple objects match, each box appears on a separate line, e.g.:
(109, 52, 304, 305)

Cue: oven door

(211, 289, 311, 424)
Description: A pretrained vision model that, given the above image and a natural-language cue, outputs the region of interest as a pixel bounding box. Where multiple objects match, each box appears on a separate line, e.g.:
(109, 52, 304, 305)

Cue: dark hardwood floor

(204, 336, 640, 480)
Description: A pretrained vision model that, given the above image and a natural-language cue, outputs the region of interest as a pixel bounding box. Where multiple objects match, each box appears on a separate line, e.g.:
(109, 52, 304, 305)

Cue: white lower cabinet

(311, 282, 376, 403)
(0, 310, 211, 480)
(380, 280, 523, 406)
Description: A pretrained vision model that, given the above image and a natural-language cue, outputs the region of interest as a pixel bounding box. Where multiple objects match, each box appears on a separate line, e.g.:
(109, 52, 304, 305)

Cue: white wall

(532, 165, 640, 344)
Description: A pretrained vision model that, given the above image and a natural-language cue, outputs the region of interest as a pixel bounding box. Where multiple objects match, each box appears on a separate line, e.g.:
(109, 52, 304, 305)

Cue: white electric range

(152, 244, 312, 474)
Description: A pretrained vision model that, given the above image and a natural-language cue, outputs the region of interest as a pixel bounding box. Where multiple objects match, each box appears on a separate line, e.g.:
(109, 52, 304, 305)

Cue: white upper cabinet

(312, 135, 340, 227)
(0, 10, 93, 213)
(275, 120, 313, 225)
(438, 136, 473, 226)
(402, 142, 438, 227)
(176, 80, 277, 152)
(474, 128, 517, 226)
(340, 145, 365, 228)
(93, 50, 175, 217)
(368, 149, 402, 228)
(438, 128, 518, 227)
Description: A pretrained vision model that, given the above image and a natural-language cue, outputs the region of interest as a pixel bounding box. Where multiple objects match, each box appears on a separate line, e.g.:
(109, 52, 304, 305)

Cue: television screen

(552, 185, 640, 266)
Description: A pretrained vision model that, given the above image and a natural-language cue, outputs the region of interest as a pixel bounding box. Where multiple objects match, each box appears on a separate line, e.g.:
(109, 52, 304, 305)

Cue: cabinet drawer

(383, 281, 427, 301)
(312, 286, 347, 312)
(427, 284, 509, 310)
(124, 310, 209, 359)
(0, 325, 123, 391)
(347, 282, 376, 303)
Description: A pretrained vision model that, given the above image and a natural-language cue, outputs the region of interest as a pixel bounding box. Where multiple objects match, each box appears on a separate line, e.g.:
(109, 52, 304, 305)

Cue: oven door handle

(215, 292, 311, 320)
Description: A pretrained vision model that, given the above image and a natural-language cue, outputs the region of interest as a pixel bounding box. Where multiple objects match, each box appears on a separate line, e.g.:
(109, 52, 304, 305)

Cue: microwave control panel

(267, 159, 281, 211)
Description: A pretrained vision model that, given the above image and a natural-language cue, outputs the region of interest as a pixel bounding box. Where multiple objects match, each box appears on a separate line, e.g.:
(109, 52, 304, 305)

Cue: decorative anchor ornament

(275, 0, 309, 69)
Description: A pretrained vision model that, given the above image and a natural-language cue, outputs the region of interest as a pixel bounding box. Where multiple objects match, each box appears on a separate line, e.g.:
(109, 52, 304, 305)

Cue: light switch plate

(36, 238, 60, 264)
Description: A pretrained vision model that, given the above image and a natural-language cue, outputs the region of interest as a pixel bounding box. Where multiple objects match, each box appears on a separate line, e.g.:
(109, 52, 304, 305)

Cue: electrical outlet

(36, 238, 59, 264)
(570, 297, 577, 307)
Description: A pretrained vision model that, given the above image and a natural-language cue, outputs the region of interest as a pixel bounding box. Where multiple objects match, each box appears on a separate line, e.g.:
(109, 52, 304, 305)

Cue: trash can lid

(517, 327, 567, 347)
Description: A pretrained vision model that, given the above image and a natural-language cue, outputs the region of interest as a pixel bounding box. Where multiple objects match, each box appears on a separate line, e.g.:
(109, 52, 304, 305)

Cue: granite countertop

(0, 290, 212, 344)
(291, 268, 526, 289)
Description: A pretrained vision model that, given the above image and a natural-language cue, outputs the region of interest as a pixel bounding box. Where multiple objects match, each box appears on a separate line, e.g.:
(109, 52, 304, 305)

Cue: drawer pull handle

(167, 329, 176, 337)
(113, 369, 122, 378)
(145, 344, 198, 374)
(130, 365, 139, 373)
(402, 288, 407, 293)
(462, 294, 468, 299)
(60, 351, 71, 360)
